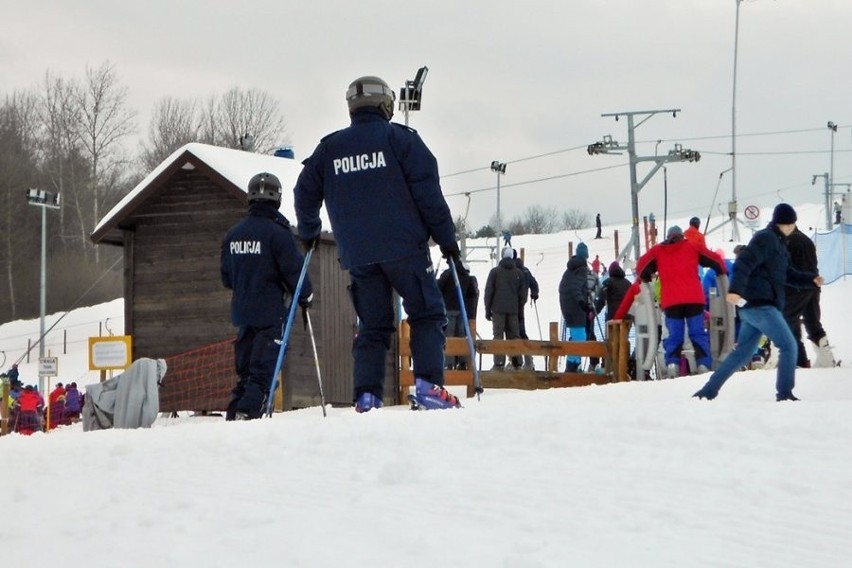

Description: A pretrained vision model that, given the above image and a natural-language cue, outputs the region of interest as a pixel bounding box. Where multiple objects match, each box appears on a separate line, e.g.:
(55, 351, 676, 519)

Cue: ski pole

(449, 259, 483, 399)
(265, 248, 313, 418)
(304, 309, 327, 418)
(534, 300, 543, 340)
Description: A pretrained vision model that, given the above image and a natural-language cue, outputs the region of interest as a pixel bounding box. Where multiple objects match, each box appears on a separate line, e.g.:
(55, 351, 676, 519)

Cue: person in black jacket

(294, 76, 461, 411)
(559, 242, 592, 372)
(783, 227, 834, 367)
(484, 247, 527, 370)
(595, 261, 632, 322)
(514, 249, 540, 370)
(221, 172, 313, 420)
(694, 203, 823, 401)
(437, 262, 479, 370)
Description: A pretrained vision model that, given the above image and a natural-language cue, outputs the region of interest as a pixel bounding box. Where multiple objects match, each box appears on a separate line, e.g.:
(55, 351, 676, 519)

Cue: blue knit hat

(576, 242, 589, 260)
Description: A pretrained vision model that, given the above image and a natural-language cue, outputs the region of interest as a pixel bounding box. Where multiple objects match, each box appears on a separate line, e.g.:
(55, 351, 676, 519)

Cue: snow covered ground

(2, 202, 851, 567)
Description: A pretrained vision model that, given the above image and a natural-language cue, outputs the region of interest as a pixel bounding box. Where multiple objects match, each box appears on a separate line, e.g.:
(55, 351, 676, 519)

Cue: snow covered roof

(91, 143, 309, 245)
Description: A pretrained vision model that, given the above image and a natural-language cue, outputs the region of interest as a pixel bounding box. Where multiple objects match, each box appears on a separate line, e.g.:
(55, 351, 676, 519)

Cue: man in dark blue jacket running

(221, 172, 313, 420)
(295, 75, 461, 412)
(694, 203, 823, 402)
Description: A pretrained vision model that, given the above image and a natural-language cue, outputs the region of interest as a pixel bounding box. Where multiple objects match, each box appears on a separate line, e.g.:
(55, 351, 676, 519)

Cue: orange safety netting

(160, 339, 236, 413)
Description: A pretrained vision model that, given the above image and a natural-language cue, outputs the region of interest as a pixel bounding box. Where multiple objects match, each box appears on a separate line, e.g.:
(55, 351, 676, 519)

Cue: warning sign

(744, 205, 760, 221)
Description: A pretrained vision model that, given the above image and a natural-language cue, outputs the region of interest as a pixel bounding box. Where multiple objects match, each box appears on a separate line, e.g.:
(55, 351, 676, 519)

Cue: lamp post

(25, 188, 60, 392)
(399, 66, 428, 127)
(490, 160, 507, 236)
(729, 0, 745, 242)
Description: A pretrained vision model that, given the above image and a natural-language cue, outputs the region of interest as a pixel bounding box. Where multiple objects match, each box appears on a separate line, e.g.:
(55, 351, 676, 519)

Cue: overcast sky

(2, 0, 850, 233)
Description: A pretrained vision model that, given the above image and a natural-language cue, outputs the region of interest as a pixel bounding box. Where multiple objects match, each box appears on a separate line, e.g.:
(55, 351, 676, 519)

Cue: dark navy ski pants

(348, 252, 446, 400)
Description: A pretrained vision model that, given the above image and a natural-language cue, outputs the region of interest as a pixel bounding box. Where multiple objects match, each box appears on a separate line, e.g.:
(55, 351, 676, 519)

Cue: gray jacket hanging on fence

(82, 358, 167, 431)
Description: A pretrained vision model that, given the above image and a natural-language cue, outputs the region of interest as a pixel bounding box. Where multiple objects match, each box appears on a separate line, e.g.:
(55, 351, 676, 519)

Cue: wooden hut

(90, 143, 394, 410)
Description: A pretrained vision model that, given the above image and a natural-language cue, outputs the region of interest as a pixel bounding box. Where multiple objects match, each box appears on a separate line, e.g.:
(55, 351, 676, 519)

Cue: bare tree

(35, 71, 83, 251)
(560, 208, 591, 230)
(522, 205, 558, 234)
(141, 96, 201, 170)
(507, 216, 526, 236)
(0, 91, 40, 320)
(203, 87, 290, 153)
(75, 61, 137, 262)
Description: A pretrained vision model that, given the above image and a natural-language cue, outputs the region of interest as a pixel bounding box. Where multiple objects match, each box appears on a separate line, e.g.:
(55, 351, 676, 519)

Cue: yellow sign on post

(89, 336, 133, 370)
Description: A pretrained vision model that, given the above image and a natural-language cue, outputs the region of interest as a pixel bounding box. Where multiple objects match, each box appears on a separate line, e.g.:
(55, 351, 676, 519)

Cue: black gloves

(439, 241, 461, 263)
(300, 236, 320, 253)
(298, 293, 313, 309)
(485, 311, 493, 321)
(530, 292, 539, 303)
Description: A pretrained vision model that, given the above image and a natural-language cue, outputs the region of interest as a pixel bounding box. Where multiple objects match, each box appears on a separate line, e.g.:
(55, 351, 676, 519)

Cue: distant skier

(294, 75, 461, 411)
(221, 172, 314, 420)
(595, 213, 602, 239)
(694, 203, 823, 401)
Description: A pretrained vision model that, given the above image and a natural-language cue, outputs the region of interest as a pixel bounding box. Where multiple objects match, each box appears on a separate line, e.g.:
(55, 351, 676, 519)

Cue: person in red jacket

(635, 225, 727, 377)
(48, 382, 66, 429)
(16, 385, 44, 435)
(684, 216, 707, 250)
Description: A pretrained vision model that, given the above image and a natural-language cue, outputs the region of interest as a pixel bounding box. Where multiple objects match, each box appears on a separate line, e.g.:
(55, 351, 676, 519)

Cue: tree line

(0, 61, 290, 325)
(460, 206, 591, 239)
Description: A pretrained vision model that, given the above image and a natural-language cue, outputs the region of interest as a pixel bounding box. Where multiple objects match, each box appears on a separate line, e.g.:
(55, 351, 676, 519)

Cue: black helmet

(346, 76, 395, 120)
(247, 172, 282, 204)
(689, 216, 701, 228)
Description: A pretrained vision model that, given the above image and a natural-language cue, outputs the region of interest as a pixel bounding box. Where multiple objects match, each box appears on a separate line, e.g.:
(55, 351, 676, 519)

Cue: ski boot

(813, 337, 837, 368)
(409, 378, 461, 410)
(355, 392, 383, 413)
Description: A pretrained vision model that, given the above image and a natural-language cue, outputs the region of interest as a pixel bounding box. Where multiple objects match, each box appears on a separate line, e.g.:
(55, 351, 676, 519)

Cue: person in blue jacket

(694, 203, 823, 402)
(221, 172, 313, 420)
(294, 75, 462, 412)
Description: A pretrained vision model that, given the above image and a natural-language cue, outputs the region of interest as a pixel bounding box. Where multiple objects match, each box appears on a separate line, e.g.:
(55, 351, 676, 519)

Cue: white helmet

(346, 76, 395, 120)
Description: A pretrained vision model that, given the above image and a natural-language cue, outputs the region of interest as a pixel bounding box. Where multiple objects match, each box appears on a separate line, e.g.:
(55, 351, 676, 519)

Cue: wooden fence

(398, 319, 632, 401)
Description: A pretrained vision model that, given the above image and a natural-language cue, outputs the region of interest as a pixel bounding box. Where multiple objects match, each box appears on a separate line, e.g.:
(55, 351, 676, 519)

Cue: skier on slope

(220, 172, 314, 420)
(294, 75, 462, 412)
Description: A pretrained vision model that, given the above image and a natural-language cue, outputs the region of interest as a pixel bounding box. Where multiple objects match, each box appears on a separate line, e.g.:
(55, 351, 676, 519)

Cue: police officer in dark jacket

(221, 172, 313, 420)
(294, 75, 461, 412)
(695, 203, 823, 401)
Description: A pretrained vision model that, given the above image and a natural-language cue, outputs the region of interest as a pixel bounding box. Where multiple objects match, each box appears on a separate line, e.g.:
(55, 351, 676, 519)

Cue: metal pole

(39, 205, 47, 393)
(830, 124, 835, 191)
(627, 114, 641, 261)
(496, 171, 501, 236)
(732, 1, 741, 206)
(824, 174, 832, 231)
